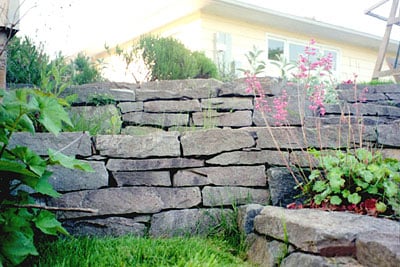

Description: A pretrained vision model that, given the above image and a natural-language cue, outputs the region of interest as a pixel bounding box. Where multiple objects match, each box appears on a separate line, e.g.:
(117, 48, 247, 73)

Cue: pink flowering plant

(244, 39, 400, 218)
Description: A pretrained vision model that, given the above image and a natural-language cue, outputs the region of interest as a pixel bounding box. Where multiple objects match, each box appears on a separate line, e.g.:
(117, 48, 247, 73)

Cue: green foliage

(303, 148, 400, 217)
(6, 36, 49, 86)
(192, 51, 218, 79)
(7, 36, 102, 89)
(70, 53, 103, 85)
(139, 35, 197, 80)
(27, 236, 253, 267)
(237, 45, 266, 76)
(0, 88, 93, 266)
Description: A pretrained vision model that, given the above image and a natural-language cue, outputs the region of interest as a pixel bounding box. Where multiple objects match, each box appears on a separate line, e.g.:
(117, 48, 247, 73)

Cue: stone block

(63, 217, 146, 237)
(149, 208, 233, 237)
(50, 187, 201, 219)
(113, 171, 171, 186)
(9, 132, 92, 156)
(377, 120, 400, 147)
(281, 253, 363, 267)
(181, 128, 255, 156)
(247, 237, 292, 267)
(237, 204, 264, 235)
(122, 112, 189, 127)
(96, 132, 180, 158)
(121, 126, 165, 135)
(118, 102, 143, 113)
(202, 186, 269, 206)
(201, 97, 253, 110)
(106, 158, 204, 171)
(192, 110, 252, 127)
(144, 99, 201, 112)
(49, 161, 108, 192)
(254, 206, 400, 256)
(173, 166, 266, 186)
(206, 150, 288, 166)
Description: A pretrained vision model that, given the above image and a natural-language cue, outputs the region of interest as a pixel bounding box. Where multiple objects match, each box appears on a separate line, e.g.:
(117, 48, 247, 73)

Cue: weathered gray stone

(181, 128, 255, 156)
(122, 112, 189, 127)
(106, 158, 204, 171)
(267, 167, 304, 207)
(192, 110, 252, 127)
(113, 171, 171, 186)
(377, 120, 400, 147)
(201, 97, 253, 110)
(281, 253, 363, 267)
(136, 79, 222, 100)
(49, 161, 108, 192)
(149, 208, 233, 237)
(206, 150, 288, 166)
(144, 100, 201, 112)
(289, 150, 319, 168)
(63, 217, 146, 237)
(356, 232, 400, 267)
(173, 166, 266, 187)
(381, 148, 400, 160)
(254, 206, 400, 256)
(118, 102, 143, 113)
(237, 204, 264, 235)
(9, 132, 92, 156)
(96, 132, 180, 158)
(121, 126, 165, 135)
(70, 105, 122, 135)
(50, 187, 201, 219)
(247, 237, 292, 267)
(62, 82, 136, 103)
(218, 77, 274, 96)
(202, 186, 269, 206)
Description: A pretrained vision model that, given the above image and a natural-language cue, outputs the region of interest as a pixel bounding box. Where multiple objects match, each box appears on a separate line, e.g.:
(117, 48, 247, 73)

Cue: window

(268, 39, 284, 60)
(267, 36, 339, 72)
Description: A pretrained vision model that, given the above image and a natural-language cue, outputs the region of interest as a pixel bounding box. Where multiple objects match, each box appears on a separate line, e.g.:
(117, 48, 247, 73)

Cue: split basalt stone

(181, 128, 255, 156)
(113, 171, 171, 186)
(122, 112, 189, 127)
(144, 99, 201, 112)
(173, 166, 266, 187)
(192, 110, 252, 127)
(50, 187, 201, 219)
(149, 208, 233, 237)
(254, 206, 400, 258)
(96, 132, 180, 158)
(202, 186, 269, 206)
(206, 150, 288, 166)
(106, 158, 204, 171)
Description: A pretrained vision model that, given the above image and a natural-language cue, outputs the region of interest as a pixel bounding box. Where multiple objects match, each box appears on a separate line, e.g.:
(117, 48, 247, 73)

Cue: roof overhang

(201, 0, 398, 53)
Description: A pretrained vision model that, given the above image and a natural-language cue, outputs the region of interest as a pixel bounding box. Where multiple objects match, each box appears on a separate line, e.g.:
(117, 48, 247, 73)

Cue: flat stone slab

(181, 128, 255, 156)
(206, 150, 288, 166)
(8, 132, 92, 156)
(192, 110, 252, 127)
(201, 97, 253, 110)
(96, 132, 180, 158)
(50, 187, 201, 219)
(49, 161, 108, 192)
(149, 208, 233, 237)
(144, 100, 201, 112)
(106, 158, 204, 171)
(202, 186, 269, 206)
(173, 166, 266, 186)
(254, 206, 400, 262)
(113, 171, 171, 186)
(122, 112, 189, 127)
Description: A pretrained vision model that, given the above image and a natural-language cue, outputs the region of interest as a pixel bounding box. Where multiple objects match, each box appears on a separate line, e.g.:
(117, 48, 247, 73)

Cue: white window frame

(266, 34, 341, 76)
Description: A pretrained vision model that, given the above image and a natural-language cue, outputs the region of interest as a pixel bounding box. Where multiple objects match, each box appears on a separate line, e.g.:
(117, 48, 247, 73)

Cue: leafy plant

(70, 53, 103, 85)
(192, 51, 218, 79)
(237, 45, 266, 76)
(303, 148, 400, 217)
(0, 88, 93, 266)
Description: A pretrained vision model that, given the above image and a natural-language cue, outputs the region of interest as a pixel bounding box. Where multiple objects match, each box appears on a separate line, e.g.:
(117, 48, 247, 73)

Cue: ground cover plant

(244, 39, 400, 219)
(25, 235, 254, 267)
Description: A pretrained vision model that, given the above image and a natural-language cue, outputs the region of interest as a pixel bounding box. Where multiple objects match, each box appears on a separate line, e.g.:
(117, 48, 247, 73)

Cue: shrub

(139, 35, 198, 80)
(192, 51, 218, 79)
(70, 53, 103, 85)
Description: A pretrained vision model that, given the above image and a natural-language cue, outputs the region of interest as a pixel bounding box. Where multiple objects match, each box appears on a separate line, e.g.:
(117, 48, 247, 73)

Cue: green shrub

(192, 51, 218, 79)
(6, 36, 49, 86)
(7, 36, 102, 87)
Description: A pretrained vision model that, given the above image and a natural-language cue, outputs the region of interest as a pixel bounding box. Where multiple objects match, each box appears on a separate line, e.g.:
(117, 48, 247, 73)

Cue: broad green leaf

(383, 180, 398, 197)
(359, 170, 374, 183)
(309, 170, 321, 181)
(34, 170, 60, 197)
(356, 148, 372, 162)
(48, 148, 94, 172)
(330, 195, 342, 205)
(353, 178, 369, 189)
(321, 155, 339, 170)
(314, 194, 325, 205)
(33, 210, 69, 236)
(10, 146, 46, 177)
(327, 168, 345, 193)
(1, 231, 38, 265)
(376, 202, 387, 213)
(312, 180, 327, 193)
(0, 159, 39, 179)
(36, 94, 73, 134)
(17, 114, 35, 134)
(347, 193, 362, 204)
(341, 189, 350, 198)
(366, 186, 378, 195)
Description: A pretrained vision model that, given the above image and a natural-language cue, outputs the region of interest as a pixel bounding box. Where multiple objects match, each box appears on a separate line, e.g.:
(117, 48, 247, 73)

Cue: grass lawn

(24, 235, 255, 267)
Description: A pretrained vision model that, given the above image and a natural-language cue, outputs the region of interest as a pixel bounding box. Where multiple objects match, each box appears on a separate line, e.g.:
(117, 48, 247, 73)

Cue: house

(90, 0, 398, 83)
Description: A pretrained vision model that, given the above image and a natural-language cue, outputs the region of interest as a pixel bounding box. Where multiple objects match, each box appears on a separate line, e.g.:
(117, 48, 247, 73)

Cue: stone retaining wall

(9, 79, 400, 242)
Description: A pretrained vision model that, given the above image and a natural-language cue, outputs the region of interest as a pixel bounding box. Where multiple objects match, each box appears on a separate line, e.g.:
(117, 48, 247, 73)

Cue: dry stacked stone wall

(9, 79, 400, 265)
